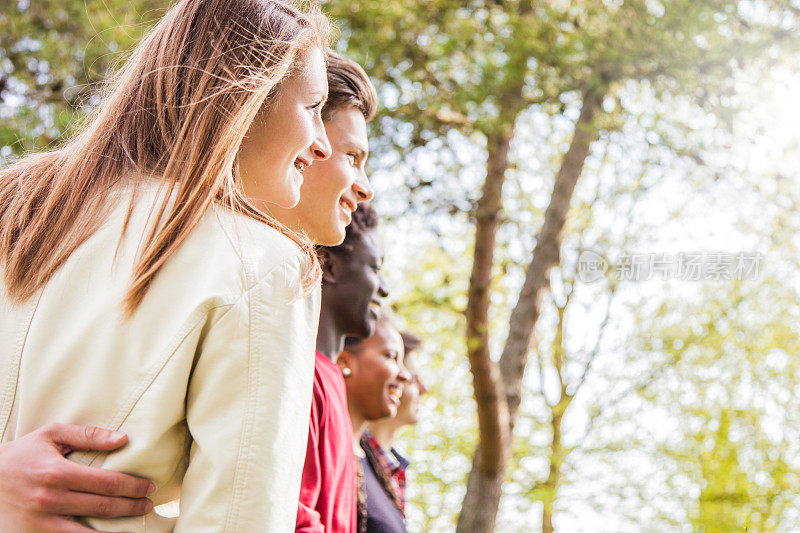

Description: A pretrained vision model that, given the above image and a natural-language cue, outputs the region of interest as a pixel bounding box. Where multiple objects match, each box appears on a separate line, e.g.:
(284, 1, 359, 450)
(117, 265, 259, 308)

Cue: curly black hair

(342, 202, 378, 247)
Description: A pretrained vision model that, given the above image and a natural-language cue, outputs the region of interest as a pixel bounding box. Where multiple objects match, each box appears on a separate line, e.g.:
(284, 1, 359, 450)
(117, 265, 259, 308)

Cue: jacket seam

(222, 251, 307, 531)
(90, 250, 306, 469)
(0, 290, 44, 440)
(82, 299, 235, 467)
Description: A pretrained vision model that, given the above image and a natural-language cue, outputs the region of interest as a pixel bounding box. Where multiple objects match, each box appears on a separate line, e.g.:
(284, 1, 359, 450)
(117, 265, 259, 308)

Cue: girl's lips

(338, 196, 356, 225)
(387, 384, 403, 405)
(293, 156, 310, 172)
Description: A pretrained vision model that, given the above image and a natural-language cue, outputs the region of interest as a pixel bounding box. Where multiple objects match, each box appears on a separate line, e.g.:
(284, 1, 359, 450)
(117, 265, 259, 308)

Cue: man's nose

(310, 121, 331, 160)
(377, 274, 389, 298)
(352, 172, 373, 202)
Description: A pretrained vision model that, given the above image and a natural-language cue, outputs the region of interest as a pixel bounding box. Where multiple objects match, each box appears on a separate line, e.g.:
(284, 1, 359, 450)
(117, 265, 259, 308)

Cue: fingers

(45, 515, 137, 533)
(39, 424, 128, 454)
(43, 516, 110, 533)
(57, 461, 154, 499)
(43, 490, 153, 518)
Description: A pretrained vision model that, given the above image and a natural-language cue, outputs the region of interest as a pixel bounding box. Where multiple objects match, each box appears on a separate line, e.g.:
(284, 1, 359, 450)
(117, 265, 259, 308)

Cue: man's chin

(357, 316, 377, 339)
(303, 223, 344, 247)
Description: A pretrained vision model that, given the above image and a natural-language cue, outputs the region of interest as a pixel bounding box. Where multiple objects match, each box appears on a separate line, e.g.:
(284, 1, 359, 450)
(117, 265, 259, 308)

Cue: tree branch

(499, 84, 607, 428)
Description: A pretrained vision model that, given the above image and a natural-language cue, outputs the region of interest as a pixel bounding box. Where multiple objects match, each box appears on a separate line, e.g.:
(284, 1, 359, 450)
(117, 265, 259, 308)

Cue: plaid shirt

(360, 430, 409, 513)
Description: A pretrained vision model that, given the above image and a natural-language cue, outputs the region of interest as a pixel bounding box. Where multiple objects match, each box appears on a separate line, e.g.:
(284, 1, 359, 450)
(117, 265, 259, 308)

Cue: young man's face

(322, 227, 388, 339)
(268, 106, 373, 246)
(394, 353, 428, 426)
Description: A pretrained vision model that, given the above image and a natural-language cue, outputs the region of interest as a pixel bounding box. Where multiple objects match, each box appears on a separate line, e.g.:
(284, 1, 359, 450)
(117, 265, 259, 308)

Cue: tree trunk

(456, 448, 506, 532)
(456, 130, 513, 533)
(543, 510, 554, 533)
(463, 129, 513, 473)
(457, 86, 605, 533)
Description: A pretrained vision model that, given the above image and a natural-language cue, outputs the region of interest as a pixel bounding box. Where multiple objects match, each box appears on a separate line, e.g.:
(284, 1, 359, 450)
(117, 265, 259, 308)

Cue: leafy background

(3, 1, 800, 531)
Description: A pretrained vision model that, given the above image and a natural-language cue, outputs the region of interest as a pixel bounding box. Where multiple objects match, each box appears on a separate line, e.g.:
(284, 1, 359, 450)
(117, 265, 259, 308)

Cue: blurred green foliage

(0, 0, 164, 158)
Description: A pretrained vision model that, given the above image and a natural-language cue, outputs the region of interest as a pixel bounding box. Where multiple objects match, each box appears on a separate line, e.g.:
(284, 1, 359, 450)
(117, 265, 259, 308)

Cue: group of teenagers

(0, 0, 429, 531)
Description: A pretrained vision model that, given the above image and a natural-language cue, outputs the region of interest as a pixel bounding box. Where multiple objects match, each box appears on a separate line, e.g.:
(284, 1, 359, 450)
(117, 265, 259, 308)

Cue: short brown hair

(400, 331, 421, 354)
(323, 51, 377, 122)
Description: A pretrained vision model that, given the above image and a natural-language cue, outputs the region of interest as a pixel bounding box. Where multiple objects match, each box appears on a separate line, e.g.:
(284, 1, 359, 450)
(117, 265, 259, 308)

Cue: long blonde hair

(0, 0, 330, 313)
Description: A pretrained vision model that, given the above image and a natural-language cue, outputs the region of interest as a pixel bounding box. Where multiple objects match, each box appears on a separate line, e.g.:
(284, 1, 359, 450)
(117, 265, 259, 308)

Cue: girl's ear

(336, 351, 353, 377)
(317, 248, 336, 284)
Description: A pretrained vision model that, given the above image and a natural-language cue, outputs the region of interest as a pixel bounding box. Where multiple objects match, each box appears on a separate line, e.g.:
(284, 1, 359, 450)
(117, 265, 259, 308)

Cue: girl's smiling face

(238, 47, 331, 210)
(341, 319, 412, 422)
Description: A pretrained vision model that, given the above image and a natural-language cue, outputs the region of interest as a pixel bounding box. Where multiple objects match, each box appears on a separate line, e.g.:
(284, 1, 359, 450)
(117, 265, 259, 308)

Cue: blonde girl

(0, 0, 333, 530)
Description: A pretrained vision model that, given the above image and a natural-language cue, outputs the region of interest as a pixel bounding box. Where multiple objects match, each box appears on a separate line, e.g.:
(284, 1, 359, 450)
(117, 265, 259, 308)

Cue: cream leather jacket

(0, 184, 321, 532)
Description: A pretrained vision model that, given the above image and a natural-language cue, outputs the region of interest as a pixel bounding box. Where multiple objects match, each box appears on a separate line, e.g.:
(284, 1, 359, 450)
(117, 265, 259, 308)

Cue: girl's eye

(308, 100, 324, 114)
(347, 153, 357, 165)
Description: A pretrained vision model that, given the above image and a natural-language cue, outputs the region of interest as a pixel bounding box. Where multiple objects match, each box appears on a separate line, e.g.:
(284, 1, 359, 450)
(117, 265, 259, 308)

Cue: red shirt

(295, 351, 357, 532)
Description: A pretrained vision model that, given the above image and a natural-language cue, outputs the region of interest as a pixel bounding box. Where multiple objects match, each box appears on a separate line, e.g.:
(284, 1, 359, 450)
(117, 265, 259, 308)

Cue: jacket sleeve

(295, 389, 325, 532)
(176, 255, 320, 532)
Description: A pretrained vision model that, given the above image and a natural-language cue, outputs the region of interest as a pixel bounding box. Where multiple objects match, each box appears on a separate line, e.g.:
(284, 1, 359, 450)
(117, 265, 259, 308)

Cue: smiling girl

(338, 311, 412, 532)
(0, 1, 333, 531)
